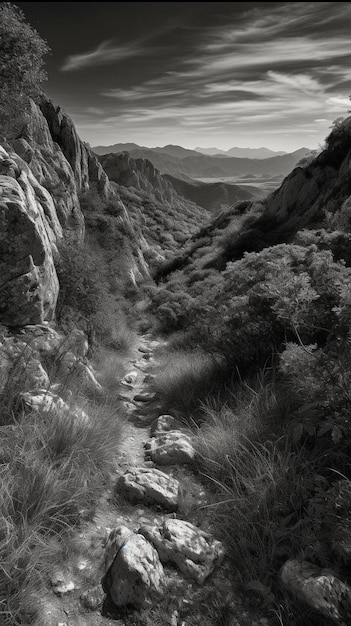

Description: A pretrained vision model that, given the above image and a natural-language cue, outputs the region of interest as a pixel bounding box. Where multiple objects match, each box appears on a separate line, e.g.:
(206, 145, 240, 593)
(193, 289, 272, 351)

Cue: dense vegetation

(145, 117, 351, 624)
(0, 2, 49, 139)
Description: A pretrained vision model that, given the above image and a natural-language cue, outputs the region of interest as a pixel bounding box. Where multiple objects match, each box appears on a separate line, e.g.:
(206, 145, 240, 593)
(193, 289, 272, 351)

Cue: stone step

(139, 518, 225, 584)
(116, 467, 180, 511)
(144, 430, 195, 465)
(133, 392, 156, 403)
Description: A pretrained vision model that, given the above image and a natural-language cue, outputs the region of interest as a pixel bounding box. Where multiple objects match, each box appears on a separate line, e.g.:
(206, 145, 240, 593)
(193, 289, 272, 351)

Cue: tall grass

(193, 372, 332, 624)
(149, 349, 227, 420)
(0, 395, 125, 625)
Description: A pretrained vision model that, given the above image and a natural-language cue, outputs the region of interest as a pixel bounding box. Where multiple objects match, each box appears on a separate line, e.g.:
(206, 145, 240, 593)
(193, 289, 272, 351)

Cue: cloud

(267, 71, 322, 94)
(61, 40, 142, 71)
(101, 87, 185, 100)
(326, 96, 351, 107)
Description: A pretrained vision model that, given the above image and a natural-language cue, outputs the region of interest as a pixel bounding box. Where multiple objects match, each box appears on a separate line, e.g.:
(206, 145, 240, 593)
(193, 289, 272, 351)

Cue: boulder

(150, 415, 186, 437)
(0, 337, 50, 395)
(104, 526, 164, 608)
(280, 559, 351, 625)
(139, 518, 225, 584)
(80, 584, 105, 611)
(121, 371, 138, 386)
(138, 345, 152, 354)
(55, 351, 102, 394)
(133, 392, 155, 403)
(17, 324, 63, 356)
(20, 389, 67, 414)
(116, 467, 180, 511)
(144, 431, 195, 465)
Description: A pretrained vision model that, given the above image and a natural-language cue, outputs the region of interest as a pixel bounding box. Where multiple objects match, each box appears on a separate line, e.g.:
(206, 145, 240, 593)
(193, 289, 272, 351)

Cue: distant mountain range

(194, 146, 287, 158)
(92, 143, 312, 183)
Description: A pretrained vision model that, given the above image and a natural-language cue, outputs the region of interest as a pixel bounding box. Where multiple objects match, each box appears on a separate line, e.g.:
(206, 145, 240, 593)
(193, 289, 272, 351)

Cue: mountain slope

(97, 151, 211, 267)
(152, 118, 351, 283)
(195, 146, 288, 158)
(94, 145, 311, 182)
(163, 173, 262, 212)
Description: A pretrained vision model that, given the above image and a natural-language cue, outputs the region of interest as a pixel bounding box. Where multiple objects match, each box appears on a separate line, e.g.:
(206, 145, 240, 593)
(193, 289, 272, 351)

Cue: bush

(0, 3, 50, 139)
(149, 349, 227, 421)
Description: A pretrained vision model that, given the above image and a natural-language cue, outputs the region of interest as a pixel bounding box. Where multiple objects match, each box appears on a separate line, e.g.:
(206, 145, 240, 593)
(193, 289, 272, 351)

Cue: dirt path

(35, 334, 266, 626)
(35, 334, 167, 626)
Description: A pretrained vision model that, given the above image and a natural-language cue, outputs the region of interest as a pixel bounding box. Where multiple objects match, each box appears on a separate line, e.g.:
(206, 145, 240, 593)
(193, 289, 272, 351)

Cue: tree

(0, 2, 50, 139)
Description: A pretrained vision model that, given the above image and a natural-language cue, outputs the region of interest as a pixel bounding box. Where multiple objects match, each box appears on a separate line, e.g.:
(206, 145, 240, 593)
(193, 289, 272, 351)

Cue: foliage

(0, 2, 50, 139)
(149, 349, 227, 420)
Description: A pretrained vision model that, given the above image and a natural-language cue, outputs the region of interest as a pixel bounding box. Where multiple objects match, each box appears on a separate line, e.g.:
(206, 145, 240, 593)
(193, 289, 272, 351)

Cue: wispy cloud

(61, 40, 142, 71)
(68, 1, 351, 149)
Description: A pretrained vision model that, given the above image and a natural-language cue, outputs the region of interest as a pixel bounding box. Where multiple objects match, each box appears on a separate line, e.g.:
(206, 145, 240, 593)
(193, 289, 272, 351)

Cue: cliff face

(0, 145, 60, 326)
(99, 151, 190, 206)
(0, 96, 154, 327)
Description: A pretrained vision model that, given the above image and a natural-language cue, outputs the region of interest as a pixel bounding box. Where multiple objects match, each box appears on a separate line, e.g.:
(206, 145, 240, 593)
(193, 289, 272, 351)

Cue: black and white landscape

(2, 3, 351, 626)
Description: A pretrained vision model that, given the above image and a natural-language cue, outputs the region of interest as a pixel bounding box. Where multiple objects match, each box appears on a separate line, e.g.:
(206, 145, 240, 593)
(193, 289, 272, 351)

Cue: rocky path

(36, 334, 234, 626)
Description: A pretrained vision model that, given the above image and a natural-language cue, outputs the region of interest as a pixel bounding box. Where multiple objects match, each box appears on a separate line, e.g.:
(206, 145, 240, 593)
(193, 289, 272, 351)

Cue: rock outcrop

(104, 526, 165, 608)
(280, 559, 351, 625)
(0, 147, 60, 326)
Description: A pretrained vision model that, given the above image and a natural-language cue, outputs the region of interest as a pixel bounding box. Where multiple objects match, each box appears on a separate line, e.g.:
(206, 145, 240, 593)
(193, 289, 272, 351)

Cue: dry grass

(192, 372, 329, 626)
(0, 386, 126, 625)
(149, 349, 227, 420)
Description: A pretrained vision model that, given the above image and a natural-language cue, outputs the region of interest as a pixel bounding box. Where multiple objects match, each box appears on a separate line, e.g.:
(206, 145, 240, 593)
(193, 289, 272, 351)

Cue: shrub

(0, 3, 50, 139)
(149, 349, 227, 421)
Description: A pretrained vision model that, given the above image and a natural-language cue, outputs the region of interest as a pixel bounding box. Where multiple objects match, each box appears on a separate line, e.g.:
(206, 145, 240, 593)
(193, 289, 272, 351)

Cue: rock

(104, 525, 164, 608)
(0, 147, 60, 326)
(19, 389, 90, 424)
(0, 336, 50, 396)
(17, 324, 63, 356)
(133, 392, 155, 403)
(149, 340, 161, 349)
(121, 371, 138, 385)
(133, 359, 148, 371)
(138, 346, 152, 354)
(150, 415, 186, 437)
(55, 351, 102, 393)
(144, 431, 195, 465)
(116, 467, 180, 511)
(20, 389, 67, 413)
(143, 374, 155, 384)
(280, 559, 351, 625)
(139, 518, 225, 584)
(80, 584, 105, 611)
(50, 571, 75, 596)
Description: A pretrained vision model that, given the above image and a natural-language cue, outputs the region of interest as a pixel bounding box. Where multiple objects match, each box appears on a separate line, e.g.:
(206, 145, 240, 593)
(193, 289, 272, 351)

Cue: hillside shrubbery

(149, 231, 351, 622)
(0, 2, 49, 139)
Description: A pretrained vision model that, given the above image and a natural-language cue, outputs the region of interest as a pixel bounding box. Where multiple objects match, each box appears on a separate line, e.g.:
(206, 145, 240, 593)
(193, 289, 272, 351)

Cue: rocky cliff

(0, 97, 154, 327)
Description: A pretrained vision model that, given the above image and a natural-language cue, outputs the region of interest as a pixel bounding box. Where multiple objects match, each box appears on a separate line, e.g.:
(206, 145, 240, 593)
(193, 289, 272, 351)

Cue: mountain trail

(35, 333, 262, 626)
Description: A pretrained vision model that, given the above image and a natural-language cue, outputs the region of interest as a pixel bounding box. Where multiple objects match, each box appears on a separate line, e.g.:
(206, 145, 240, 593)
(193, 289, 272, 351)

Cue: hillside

(195, 146, 288, 158)
(92, 143, 310, 182)
(97, 151, 210, 266)
(163, 173, 262, 212)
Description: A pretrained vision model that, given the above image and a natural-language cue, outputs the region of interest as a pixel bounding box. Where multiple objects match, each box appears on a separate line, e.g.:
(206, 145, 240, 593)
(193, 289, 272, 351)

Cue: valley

(2, 4, 351, 626)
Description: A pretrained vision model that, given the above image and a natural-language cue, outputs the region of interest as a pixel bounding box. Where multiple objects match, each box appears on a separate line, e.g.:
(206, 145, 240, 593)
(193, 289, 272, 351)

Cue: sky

(17, 2, 351, 151)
